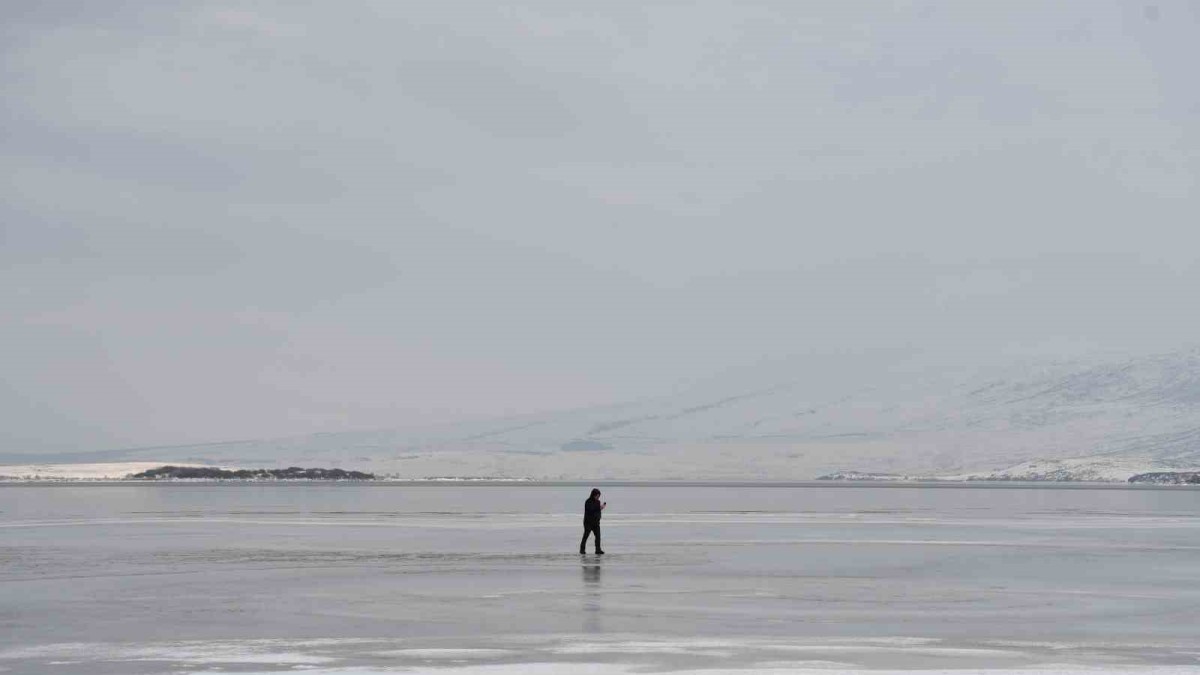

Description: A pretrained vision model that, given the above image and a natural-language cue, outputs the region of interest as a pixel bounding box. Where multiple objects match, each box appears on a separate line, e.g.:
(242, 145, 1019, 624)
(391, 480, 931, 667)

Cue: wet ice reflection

(582, 560, 603, 633)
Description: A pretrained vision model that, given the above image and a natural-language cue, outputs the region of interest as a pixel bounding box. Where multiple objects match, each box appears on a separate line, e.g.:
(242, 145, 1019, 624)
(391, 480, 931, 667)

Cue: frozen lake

(2, 482, 1199, 674)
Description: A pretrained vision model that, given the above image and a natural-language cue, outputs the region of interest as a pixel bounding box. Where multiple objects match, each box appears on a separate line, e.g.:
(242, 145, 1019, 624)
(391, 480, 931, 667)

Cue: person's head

(590, 488, 601, 500)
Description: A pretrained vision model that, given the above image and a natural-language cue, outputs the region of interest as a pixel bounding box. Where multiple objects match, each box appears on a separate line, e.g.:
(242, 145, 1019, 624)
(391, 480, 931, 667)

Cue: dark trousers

(580, 524, 601, 553)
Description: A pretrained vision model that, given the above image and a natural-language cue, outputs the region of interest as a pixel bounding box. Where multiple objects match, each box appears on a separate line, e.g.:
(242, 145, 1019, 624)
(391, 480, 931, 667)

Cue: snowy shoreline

(3, 460, 1199, 486)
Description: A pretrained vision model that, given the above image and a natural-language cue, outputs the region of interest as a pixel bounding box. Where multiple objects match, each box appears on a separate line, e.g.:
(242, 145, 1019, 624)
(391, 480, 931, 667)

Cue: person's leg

(580, 527, 590, 554)
(594, 524, 603, 553)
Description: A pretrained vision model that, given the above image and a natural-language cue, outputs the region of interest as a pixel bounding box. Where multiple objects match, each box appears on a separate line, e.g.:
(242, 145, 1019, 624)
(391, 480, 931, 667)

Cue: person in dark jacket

(580, 488, 606, 554)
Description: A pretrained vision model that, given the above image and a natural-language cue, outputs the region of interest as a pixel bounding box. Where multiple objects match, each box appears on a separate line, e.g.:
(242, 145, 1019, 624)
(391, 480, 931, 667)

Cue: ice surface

(182, 662, 1200, 667)
(2, 483, 1199, 674)
(189, 662, 1200, 667)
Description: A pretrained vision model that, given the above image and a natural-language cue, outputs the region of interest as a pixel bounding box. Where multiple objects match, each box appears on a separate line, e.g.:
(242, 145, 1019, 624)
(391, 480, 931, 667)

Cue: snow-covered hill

(10, 349, 1200, 481)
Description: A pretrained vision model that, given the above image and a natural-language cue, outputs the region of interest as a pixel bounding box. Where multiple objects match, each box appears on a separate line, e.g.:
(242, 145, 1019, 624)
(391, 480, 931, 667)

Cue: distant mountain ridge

(8, 349, 1200, 482)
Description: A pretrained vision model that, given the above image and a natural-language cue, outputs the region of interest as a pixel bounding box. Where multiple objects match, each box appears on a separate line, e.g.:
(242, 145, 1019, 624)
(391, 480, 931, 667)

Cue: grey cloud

(2, 0, 1198, 454)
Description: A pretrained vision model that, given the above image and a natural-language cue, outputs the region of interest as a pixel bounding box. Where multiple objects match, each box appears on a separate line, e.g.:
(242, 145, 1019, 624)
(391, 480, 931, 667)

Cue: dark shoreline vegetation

(128, 466, 376, 480)
(1127, 472, 1200, 485)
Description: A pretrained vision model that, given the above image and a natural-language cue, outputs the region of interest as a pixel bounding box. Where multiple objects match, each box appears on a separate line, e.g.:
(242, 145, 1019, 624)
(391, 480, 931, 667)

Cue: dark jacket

(583, 497, 602, 527)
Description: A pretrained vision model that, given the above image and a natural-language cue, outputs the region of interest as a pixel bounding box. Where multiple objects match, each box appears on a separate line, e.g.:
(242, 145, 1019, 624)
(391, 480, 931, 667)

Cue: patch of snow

(941, 456, 1189, 483)
(0, 462, 209, 481)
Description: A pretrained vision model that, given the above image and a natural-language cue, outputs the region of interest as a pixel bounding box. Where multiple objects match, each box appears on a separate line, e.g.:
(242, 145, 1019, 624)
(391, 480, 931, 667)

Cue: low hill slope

(13, 349, 1200, 481)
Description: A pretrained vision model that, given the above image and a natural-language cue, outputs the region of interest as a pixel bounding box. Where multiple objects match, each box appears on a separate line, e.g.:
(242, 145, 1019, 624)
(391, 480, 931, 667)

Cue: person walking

(580, 488, 606, 555)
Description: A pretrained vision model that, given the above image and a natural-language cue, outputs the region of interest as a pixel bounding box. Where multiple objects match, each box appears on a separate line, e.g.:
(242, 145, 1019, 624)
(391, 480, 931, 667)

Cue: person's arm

(601, 501, 607, 509)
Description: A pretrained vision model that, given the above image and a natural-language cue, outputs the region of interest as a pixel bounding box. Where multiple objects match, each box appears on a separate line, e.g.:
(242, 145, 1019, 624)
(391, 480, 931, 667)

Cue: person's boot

(596, 550, 605, 555)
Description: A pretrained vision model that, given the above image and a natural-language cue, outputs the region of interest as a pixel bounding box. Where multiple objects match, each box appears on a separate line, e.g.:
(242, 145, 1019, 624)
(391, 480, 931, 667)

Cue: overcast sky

(2, 1, 1198, 453)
